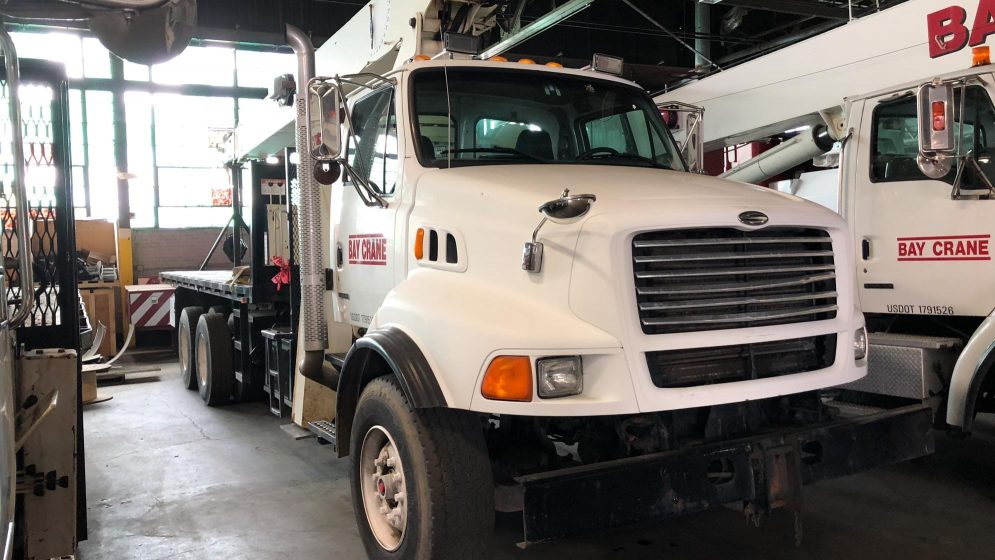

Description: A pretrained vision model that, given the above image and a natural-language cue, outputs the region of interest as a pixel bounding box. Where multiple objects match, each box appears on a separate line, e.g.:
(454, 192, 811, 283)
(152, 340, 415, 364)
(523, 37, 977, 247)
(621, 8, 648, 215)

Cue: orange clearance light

(545, 61, 564, 68)
(932, 100, 947, 131)
(490, 55, 508, 62)
(414, 228, 425, 260)
(518, 58, 537, 65)
(973, 45, 991, 67)
(413, 54, 431, 61)
(481, 356, 533, 402)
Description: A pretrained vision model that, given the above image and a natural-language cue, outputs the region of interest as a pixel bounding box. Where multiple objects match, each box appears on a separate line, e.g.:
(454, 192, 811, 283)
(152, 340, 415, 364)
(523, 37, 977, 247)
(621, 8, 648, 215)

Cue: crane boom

(657, 0, 988, 149)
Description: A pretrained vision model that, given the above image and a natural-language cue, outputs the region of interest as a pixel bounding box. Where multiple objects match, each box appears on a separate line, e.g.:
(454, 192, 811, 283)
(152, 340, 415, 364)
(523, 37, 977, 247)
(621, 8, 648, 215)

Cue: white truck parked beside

(167, 1, 934, 557)
(661, 0, 995, 436)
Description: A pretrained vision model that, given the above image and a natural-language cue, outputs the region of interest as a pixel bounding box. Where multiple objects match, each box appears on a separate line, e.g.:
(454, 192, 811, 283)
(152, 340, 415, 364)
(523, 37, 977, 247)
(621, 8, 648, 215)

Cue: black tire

(208, 305, 228, 315)
(178, 307, 205, 390)
(195, 313, 234, 406)
(350, 377, 494, 560)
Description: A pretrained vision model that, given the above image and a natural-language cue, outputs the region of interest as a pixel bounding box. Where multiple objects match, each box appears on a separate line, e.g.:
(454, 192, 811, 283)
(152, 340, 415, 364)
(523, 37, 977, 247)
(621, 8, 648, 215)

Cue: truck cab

(295, 56, 931, 556)
(326, 59, 869, 417)
(839, 63, 995, 429)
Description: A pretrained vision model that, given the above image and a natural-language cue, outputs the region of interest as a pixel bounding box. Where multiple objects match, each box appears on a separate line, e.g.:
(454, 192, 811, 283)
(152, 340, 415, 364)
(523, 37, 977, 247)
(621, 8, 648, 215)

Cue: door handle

(861, 238, 871, 260)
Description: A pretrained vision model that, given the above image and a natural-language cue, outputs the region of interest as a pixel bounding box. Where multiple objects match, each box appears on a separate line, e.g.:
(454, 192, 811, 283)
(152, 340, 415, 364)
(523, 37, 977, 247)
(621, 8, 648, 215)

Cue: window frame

(407, 65, 686, 171)
(344, 85, 399, 197)
(868, 85, 995, 186)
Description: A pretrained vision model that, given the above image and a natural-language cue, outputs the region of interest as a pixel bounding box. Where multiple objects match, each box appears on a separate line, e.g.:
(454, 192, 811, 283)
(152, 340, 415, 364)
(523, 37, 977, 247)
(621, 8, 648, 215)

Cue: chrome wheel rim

(178, 322, 190, 374)
(359, 425, 407, 552)
(196, 333, 208, 389)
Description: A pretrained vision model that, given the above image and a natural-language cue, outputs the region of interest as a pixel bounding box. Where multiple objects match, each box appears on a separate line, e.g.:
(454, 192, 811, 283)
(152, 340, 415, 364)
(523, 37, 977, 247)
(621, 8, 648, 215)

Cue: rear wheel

(178, 306, 205, 390)
(196, 313, 234, 406)
(350, 377, 493, 559)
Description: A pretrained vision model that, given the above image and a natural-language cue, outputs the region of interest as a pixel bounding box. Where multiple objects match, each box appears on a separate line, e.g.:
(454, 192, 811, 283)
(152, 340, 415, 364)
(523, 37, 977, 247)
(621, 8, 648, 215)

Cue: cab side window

(347, 87, 398, 195)
(869, 96, 923, 182)
(870, 86, 995, 187)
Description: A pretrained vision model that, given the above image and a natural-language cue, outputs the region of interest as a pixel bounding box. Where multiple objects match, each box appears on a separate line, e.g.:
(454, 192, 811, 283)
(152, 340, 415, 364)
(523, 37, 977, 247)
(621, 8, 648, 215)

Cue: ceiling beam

(716, 0, 849, 21)
(477, 0, 595, 59)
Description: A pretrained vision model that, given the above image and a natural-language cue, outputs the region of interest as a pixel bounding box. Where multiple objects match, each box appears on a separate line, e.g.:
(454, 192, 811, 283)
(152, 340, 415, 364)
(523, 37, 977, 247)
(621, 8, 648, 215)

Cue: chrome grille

(633, 228, 837, 334)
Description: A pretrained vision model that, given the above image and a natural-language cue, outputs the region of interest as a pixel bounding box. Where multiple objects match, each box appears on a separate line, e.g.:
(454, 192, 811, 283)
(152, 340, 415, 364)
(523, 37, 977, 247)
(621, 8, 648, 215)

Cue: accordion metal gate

(0, 58, 85, 546)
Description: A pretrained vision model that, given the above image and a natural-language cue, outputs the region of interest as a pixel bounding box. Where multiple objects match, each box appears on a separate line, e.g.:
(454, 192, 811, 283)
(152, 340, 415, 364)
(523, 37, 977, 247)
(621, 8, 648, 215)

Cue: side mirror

(917, 82, 955, 178)
(306, 81, 342, 161)
(658, 102, 705, 174)
(538, 191, 597, 224)
(523, 190, 597, 273)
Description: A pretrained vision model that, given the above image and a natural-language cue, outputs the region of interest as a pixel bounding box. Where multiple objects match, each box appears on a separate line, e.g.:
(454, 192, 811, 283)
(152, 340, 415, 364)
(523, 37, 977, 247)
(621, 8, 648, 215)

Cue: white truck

(168, 0, 934, 556)
(661, 0, 995, 436)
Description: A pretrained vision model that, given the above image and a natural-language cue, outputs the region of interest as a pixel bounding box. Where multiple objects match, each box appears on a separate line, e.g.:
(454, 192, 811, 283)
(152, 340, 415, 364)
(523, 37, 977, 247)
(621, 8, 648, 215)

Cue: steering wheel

(576, 146, 620, 160)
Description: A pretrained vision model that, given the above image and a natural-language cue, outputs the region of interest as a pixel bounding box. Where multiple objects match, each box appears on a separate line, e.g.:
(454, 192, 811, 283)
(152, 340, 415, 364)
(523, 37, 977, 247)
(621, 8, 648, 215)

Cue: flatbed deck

(161, 270, 253, 302)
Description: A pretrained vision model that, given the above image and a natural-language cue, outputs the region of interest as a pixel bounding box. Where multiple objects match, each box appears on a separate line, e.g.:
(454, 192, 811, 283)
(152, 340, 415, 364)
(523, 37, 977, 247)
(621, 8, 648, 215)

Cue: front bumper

(517, 403, 933, 545)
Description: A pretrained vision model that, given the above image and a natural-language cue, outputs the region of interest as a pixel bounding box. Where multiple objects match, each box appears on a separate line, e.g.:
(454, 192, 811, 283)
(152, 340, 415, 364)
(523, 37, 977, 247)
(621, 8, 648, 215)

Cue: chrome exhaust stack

(287, 25, 331, 384)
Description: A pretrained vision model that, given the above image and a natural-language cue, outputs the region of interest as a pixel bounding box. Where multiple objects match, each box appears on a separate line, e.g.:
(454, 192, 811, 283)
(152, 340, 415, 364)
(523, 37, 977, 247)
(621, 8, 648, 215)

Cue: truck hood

(420, 164, 807, 208)
(408, 161, 850, 345)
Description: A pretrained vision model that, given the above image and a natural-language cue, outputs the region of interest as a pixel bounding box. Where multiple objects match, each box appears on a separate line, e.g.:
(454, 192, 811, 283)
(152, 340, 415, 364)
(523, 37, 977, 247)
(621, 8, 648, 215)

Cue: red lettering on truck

(928, 1, 995, 58)
(348, 234, 388, 266)
(897, 234, 991, 261)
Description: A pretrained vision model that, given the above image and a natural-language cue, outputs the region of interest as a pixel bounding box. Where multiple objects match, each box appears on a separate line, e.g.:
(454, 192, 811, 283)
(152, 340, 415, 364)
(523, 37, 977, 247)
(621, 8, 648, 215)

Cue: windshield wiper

(575, 152, 672, 169)
(449, 147, 548, 163)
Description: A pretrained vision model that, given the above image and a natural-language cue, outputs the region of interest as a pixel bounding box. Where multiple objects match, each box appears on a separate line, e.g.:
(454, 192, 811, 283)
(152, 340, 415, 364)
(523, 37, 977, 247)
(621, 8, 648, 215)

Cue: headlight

(854, 327, 867, 361)
(536, 356, 583, 398)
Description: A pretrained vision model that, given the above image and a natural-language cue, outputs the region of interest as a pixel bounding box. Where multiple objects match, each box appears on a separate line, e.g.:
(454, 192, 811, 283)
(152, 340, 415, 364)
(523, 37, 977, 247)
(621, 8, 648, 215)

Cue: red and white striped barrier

(125, 285, 175, 329)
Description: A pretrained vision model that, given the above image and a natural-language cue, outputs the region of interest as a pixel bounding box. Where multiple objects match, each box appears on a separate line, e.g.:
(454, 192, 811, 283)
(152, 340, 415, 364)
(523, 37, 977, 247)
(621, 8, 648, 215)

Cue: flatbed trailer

(162, 157, 301, 414)
(161, 270, 253, 302)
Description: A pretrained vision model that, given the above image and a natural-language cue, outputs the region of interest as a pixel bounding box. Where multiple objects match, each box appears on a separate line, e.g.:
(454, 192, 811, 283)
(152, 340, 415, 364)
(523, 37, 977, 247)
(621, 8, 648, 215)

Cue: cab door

(334, 86, 401, 328)
(853, 79, 995, 318)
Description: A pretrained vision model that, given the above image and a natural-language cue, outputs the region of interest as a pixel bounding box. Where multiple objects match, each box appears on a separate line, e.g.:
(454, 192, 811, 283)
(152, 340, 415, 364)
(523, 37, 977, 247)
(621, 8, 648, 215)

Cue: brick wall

(133, 228, 233, 281)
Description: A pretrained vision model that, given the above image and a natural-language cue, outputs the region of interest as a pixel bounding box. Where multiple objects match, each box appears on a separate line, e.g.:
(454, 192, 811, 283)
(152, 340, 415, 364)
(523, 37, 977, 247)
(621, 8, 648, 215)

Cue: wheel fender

(336, 326, 446, 457)
(946, 307, 995, 431)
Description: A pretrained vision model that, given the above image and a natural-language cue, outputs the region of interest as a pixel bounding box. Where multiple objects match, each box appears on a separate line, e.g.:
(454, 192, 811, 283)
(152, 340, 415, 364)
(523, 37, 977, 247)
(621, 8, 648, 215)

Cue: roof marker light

(973, 45, 991, 67)
(518, 58, 537, 65)
(490, 55, 508, 62)
(545, 61, 564, 68)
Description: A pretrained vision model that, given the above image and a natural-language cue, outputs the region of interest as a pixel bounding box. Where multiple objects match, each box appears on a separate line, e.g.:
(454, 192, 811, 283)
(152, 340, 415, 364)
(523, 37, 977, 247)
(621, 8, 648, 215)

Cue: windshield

(411, 67, 685, 171)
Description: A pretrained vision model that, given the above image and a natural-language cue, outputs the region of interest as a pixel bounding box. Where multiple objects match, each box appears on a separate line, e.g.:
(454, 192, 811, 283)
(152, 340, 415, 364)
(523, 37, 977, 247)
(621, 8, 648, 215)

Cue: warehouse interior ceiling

(2, 0, 911, 88)
(192, 0, 909, 87)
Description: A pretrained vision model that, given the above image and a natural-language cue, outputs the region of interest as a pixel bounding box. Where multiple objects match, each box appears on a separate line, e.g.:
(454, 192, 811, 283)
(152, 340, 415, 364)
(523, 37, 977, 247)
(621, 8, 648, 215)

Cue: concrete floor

(78, 357, 995, 560)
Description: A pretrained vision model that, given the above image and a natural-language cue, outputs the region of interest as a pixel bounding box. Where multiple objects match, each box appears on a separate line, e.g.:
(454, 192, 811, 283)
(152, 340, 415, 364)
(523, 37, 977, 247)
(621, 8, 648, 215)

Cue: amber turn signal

(481, 356, 532, 402)
(414, 228, 425, 260)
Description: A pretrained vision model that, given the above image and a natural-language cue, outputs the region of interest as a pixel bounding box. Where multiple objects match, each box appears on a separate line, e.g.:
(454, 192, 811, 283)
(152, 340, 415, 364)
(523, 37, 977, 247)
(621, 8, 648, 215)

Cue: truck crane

(661, 0, 995, 437)
(163, 0, 934, 556)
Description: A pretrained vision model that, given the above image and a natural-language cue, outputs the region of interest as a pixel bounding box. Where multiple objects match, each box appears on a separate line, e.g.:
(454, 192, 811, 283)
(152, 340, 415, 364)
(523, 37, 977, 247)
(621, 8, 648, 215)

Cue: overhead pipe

(694, 2, 711, 71)
(720, 125, 834, 185)
(75, 0, 173, 8)
(287, 24, 335, 387)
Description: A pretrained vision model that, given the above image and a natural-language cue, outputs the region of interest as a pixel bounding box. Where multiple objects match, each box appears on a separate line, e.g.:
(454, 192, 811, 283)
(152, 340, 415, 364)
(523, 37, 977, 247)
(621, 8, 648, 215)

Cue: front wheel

(350, 377, 494, 559)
